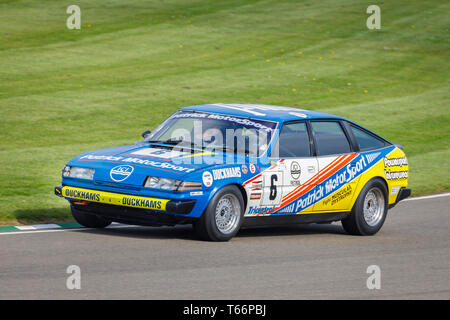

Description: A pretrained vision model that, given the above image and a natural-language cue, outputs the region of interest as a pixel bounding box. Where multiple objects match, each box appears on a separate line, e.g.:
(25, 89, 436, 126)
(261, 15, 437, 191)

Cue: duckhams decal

(64, 188, 101, 202)
(62, 186, 168, 210)
(212, 167, 241, 180)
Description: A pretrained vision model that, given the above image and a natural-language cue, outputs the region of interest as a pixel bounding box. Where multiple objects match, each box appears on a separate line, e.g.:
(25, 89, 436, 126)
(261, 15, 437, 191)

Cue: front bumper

(54, 185, 196, 215)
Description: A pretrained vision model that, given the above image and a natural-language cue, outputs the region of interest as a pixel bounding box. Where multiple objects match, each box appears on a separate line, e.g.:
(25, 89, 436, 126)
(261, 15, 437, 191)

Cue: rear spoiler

(394, 143, 404, 150)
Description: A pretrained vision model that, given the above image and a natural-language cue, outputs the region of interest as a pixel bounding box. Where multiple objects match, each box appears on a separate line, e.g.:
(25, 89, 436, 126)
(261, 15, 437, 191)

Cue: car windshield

(145, 111, 278, 157)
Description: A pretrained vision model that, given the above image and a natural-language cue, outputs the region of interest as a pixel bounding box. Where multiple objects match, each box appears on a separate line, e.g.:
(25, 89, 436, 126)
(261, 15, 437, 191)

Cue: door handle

(307, 166, 315, 173)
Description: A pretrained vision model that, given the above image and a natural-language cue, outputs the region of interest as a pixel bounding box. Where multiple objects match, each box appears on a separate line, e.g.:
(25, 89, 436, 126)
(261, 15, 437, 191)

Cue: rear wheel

(71, 205, 112, 228)
(194, 185, 244, 241)
(342, 178, 388, 235)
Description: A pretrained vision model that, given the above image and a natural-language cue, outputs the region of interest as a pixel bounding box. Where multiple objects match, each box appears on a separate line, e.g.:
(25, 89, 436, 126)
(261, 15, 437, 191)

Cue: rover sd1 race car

(55, 103, 411, 241)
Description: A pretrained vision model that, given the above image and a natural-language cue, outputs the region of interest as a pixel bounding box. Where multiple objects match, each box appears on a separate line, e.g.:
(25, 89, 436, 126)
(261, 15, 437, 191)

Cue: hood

(67, 142, 250, 186)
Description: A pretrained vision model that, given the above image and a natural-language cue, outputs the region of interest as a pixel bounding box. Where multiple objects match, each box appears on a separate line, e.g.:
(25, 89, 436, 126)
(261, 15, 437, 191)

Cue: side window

(273, 122, 310, 157)
(350, 125, 386, 151)
(311, 121, 351, 156)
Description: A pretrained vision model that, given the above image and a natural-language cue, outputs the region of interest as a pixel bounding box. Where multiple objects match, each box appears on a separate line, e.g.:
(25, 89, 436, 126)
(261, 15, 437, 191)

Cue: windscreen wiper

(217, 145, 251, 155)
(149, 138, 205, 149)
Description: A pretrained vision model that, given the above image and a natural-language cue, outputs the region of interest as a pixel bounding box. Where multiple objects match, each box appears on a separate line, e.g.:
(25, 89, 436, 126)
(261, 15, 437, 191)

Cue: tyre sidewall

(199, 185, 245, 241)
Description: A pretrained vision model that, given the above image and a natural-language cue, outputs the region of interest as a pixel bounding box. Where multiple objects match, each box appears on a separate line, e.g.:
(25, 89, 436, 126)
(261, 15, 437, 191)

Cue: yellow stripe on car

(180, 151, 217, 159)
(61, 186, 168, 211)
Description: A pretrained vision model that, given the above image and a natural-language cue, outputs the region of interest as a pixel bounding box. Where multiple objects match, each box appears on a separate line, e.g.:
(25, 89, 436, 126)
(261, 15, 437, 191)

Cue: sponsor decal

(122, 197, 162, 210)
(390, 186, 400, 195)
(79, 155, 123, 161)
(249, 163, 256, 174)
(62, 186, 168, 211)
(241, 164, 248, 175)
(325, 157, 367, 195)
(385, 170, 408, 180)
(202, 171, 213, 187)
(64, 188, 100, 202)
(110, 165, 134, 182)
(290, 161, 301, 180)
(248, 206, 275, 215)
(80, 154, 195, 173)
(384, 156, 407, 168)
(383, 156, 408, 180)
(212, 167, 241, 180)
(322, 184, 353, 207)
(172, 110, 277, 133)
(295, 185, 324, 212)
(190, 191, 204, 196)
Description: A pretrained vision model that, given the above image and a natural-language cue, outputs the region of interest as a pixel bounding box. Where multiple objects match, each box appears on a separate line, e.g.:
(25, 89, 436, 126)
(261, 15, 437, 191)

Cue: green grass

(0, 0, 449, 224)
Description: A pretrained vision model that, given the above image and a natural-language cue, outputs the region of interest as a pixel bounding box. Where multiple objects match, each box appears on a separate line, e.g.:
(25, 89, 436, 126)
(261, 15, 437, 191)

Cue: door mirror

(141, 130, 151, 139)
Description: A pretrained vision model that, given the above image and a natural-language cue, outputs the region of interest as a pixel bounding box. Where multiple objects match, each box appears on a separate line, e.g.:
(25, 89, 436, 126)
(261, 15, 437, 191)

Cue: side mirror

(142, 130, 151, 139)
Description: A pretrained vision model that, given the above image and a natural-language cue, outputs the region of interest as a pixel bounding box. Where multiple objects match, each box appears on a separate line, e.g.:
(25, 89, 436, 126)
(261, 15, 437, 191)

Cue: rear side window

(273, 122, 310, 157)
(350, 125, 386, 151)
(311, 121, 351, 156)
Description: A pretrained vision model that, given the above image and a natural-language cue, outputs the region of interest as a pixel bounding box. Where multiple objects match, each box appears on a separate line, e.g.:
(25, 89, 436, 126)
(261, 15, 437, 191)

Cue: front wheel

(342, 178, 388, 236)
(71, 205, 112, 228)
(194, 185, 244, 241)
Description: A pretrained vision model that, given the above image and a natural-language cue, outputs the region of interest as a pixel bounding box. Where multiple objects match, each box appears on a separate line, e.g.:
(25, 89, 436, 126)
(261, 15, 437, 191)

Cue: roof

(181, 103, 344, 122)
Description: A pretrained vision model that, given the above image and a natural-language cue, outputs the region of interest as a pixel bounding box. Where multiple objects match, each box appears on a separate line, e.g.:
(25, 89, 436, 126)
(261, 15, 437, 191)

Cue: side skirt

(242, 212, 350, 228)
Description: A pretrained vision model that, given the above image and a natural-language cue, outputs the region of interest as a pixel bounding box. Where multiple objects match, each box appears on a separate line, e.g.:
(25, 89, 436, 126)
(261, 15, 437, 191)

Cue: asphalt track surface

(0, 195, 449, 299)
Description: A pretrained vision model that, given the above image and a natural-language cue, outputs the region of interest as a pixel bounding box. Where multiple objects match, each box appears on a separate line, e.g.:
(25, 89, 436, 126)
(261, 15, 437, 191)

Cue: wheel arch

(371, 176, 389, 197)
(230, 183, 248, 211)
(202, 182, 248, 216)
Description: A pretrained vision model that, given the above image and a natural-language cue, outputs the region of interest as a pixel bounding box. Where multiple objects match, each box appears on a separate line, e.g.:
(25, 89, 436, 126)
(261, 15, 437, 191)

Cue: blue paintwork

(60, 103, 390, 219)
(181, 103, 344, 121)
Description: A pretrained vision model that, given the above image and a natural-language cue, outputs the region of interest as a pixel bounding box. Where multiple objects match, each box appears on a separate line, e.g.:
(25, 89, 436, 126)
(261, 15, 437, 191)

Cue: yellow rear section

(313, 147, 408, 213)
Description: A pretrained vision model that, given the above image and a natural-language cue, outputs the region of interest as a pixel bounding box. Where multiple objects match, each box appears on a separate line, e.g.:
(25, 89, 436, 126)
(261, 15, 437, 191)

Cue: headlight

(62, 166, 95, 180)
(144, 176, 201, 191)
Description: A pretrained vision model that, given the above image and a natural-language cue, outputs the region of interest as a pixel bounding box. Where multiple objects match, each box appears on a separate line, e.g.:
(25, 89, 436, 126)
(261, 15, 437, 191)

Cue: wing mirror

(142, 130, 151, 139)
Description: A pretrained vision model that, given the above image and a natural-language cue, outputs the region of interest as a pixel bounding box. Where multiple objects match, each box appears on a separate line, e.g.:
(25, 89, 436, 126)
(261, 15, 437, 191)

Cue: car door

(310, 120, 360, 212)
(262, 121, 319, 214)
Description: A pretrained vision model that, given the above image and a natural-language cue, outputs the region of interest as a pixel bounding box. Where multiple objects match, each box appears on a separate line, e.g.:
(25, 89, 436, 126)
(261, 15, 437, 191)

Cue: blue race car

(55, 103, 410, 241)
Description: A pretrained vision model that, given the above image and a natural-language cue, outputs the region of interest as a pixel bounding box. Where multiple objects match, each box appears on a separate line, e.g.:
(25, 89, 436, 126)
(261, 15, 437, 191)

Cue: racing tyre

(71, 206, 112, 228)
(342, 178, 388, 236)
(194, 185, 244, 241)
